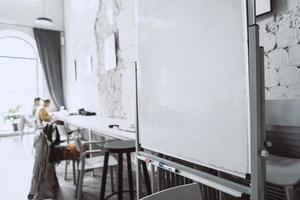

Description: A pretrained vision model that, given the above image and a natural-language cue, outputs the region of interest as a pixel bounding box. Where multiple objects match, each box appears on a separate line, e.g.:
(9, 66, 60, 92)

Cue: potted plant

(3, 106, 21, 132)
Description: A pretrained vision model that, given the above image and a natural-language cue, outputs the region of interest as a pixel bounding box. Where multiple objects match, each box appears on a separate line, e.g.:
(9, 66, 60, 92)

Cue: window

(0, 31, 43, 132)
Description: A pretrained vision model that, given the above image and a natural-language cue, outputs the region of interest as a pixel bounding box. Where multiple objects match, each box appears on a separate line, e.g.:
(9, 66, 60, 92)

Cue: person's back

(38, 99, 51, 123)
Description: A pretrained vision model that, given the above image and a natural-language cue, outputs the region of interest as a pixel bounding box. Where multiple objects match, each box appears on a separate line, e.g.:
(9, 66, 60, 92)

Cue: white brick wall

(268, 86, 289, 99)
(264, 55, 269, 69)
(289, 84, 300, 98)
(258, 4, 300, 99)
(276, 28, 297, 48)
(278, 67, 300, 86)
(260, 33, 276, 52)
(268, 49, 289, 69)
(289, 44, 300, 65)
(265, 68, 279, 87)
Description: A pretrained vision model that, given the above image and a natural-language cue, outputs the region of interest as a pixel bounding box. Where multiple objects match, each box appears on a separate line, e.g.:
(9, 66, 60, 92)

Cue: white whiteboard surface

(137, 0, 250, 177)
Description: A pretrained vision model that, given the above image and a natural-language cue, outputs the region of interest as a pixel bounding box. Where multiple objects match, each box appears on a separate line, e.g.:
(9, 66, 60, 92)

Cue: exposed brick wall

(258, 3, 300, 99)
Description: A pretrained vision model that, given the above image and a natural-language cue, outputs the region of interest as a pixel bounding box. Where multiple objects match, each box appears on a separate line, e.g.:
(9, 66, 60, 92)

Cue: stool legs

(117, 153, 123, 200)
(126, 153, 134, 200)
(100, 152, 136, 200)
(110, 166, 115, 192)
(100, 152, 110, 200)
(99, 149, 149, 200)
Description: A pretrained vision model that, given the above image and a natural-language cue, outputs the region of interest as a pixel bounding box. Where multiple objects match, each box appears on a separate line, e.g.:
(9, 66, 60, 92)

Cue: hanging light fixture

(35, 0, 53, 26)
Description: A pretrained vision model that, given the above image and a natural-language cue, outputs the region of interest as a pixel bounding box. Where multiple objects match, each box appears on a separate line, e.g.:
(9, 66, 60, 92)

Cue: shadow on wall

(257, 0, 300, 100)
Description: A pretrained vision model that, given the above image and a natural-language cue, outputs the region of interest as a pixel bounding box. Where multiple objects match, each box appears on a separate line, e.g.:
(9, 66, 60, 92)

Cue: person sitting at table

(32, 97, 41, 117)
(38, 99, 52, 123)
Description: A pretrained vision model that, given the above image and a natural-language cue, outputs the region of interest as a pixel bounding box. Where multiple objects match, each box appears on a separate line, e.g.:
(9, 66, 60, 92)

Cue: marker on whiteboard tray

(158, 161, 179, 173)
(137, 154, 179, 173)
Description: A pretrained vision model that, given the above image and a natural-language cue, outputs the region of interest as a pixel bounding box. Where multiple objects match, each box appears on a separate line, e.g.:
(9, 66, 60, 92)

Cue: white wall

(63, 0, 136, 123)
(63, 0, 99, 112)
(0, 0, 64, 31)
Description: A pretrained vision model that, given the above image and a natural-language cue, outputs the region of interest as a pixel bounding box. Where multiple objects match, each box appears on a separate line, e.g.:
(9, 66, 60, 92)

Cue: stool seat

(104, 140, 136, 153)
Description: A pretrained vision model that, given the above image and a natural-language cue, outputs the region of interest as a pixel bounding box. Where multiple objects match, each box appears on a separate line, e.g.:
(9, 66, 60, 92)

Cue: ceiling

(0, 0, 64, 31)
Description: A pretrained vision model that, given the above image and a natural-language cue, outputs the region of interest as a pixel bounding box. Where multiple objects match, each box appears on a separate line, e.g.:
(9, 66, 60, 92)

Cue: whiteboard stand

(248, 25, 267, 200)
(135, 61, 143, 198)
(135, 0, 268, 199)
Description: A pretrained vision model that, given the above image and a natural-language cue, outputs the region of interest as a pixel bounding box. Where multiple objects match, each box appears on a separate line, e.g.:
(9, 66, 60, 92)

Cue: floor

(0, 134, 35, 199)
(56, 163, 135, 200)
(0, 134, 136, 200)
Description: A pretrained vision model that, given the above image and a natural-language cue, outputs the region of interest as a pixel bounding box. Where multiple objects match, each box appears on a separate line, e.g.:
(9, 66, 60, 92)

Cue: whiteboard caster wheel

(264, 141, 272, 148)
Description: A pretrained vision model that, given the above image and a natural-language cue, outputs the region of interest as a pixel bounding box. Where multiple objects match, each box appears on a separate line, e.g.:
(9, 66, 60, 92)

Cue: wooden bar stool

(99, 140, 151, 200)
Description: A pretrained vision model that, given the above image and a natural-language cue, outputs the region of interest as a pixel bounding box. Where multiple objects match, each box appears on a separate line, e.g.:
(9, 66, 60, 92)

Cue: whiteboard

(137, 0, 250, 177)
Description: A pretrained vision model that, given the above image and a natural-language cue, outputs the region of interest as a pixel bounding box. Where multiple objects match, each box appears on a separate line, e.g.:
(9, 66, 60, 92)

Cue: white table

(54, 112, 136, 141)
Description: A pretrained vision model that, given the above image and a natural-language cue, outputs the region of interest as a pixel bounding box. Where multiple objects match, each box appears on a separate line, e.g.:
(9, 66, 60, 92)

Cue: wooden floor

(0, 134, 136, 200)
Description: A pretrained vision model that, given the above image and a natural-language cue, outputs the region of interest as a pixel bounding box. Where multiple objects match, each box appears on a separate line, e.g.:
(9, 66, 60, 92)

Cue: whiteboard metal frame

(136, 0, 267, 199)
(138, 151, 250, 197)
(248, 25, 266, 200)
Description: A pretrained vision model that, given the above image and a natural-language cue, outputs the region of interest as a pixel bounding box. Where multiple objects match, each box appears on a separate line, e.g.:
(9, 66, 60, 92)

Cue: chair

(56, 124, 78, 183)
(19, 115, 25, 135)
(141, 183, 202, 200)
(74, 136, 118, 200)
(266, 126, 300, 200)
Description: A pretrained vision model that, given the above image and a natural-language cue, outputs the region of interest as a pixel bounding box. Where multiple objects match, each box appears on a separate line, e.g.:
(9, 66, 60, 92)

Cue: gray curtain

(34, 28, 65, 108)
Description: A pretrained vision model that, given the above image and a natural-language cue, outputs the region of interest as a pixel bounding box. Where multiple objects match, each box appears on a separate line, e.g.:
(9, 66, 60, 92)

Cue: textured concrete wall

(258, 2, 300, 99)
(94, 0, 136, 121)
(64, 0, 136, 122)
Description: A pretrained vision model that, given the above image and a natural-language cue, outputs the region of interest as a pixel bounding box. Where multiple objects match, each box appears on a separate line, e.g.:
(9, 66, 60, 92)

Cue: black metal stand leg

(118, 153, 123, 200)
(100, 152, 110, 200)
(126, 153, 134, 200)
(141, 161, 152, 195)
(110, 166, 115, 193)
